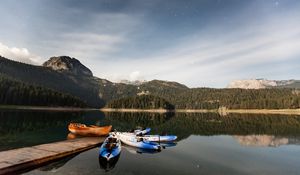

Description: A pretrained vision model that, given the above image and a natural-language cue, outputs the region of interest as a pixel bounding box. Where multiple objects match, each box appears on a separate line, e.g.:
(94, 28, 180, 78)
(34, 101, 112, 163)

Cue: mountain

(43, 56, 93, 77)
(2, 55, 300, 109)
(96, 79, 189, 102)
(227, 79, 300, 89)
(0, 56, 188, 108)
(0, 56, 104, 107)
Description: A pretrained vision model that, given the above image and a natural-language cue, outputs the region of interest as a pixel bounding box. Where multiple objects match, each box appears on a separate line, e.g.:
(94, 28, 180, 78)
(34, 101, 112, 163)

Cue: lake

(1, 109, 300, 174)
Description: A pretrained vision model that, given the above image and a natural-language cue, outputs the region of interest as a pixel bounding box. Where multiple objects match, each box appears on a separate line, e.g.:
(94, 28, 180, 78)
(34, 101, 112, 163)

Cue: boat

(124, 128, 177, 142)
(116, 132, 162, 150)
(68, 123, 112, 136)
(134, 127, 151, 135)
(99, 134, 121, 161)
(138, 135, 177, 142)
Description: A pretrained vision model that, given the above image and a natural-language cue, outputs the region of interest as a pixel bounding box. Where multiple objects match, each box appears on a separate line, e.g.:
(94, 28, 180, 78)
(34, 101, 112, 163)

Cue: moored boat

(116, 132, 162, 150)
(134, 127, 151, 135)
(138, 135, 177, 142)
(124, 128, 177, 142)
(68, 123, 112, 136)
(99, 134, 121, 161)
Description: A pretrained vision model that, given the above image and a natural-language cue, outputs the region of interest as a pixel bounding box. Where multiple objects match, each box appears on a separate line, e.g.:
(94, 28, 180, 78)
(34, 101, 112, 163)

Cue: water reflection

(1, 109, 300, 151)
(38, 153, 79, 172)
(234, 135, 300, 147)
(10, 110, 299, 175)
(0, 109, 106, 151)
(98, 154, 120, 172)
(123, 145, 161, 155)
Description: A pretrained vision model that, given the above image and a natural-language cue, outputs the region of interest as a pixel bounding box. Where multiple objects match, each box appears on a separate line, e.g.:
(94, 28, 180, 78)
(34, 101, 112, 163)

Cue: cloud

(46, 32, 124, 58)
(1, 1, 299, 88)
(0, 42, 42, 65)
(103, 70, 145, 82)
(95, 6, 300, 87)
(129, 71, 144, 81)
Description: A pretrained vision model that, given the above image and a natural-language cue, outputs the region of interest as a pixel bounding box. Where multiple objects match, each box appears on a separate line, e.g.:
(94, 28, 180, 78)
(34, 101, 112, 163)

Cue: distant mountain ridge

(119, 79, 147, 85)
(0, 56, 188, 107)
(227, 79, 300, 89)
(2, 55, 300, 109)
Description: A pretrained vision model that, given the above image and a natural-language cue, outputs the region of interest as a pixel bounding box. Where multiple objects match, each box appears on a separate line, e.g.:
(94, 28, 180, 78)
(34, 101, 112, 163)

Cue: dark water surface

(1, 109, 300, 174)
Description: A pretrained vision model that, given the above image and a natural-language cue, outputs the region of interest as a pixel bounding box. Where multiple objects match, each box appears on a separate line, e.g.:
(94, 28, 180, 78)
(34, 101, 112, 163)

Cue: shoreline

(100, 108, 300, 115)
(223, 109, 300, 115)
(0, 105, 98, 111)
(1, 105, 300, 115)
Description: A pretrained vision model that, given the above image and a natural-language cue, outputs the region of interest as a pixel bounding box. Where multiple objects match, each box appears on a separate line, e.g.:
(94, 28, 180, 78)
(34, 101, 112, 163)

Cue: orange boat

(68, 123, 112, 136)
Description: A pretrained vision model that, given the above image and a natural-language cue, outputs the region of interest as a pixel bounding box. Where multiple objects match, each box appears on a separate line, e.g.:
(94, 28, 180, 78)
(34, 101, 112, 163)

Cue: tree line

(0, 74, 87, 107)
(104, 82, 300, 110)
(106, 95, 175, 109)
(135, 86, 300, 109)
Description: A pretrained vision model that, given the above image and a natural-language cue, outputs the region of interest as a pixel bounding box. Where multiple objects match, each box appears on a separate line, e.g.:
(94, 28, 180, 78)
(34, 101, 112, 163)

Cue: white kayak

(116, 132, 162, 150)
(139, 135, 177, 142)
(122, 129, 177, 142)
(99, 134, 121, 161)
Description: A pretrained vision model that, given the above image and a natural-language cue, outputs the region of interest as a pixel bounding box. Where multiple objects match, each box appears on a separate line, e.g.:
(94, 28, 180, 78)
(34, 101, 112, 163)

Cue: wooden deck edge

(0, 143, 100, 175)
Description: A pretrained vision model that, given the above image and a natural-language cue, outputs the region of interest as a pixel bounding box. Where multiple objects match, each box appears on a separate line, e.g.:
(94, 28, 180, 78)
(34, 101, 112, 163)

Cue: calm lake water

(1, 109, 300, 175)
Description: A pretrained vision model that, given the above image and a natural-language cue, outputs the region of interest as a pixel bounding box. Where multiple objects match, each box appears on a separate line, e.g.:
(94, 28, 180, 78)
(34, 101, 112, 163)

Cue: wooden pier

(0, 137, 104, 174)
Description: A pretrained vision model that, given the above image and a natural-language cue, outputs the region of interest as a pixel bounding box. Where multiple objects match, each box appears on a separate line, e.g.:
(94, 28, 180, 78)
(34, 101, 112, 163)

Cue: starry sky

(0, 0, 300, 87)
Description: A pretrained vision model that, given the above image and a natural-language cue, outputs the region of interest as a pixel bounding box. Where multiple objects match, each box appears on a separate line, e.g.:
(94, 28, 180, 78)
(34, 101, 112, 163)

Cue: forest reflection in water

(1, 109, 300, 151)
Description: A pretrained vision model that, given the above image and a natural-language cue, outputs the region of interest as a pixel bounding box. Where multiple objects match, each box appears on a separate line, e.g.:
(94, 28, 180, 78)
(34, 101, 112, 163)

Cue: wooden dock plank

(0, 137, 104, 174)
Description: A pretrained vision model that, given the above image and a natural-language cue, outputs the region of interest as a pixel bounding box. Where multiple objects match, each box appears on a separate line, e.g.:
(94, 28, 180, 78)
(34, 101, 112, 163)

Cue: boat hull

(99, 135, 122, 161)
(117, 133, 161, 150)
(140, 135, 177, 142)
(68, 123, 112, 136)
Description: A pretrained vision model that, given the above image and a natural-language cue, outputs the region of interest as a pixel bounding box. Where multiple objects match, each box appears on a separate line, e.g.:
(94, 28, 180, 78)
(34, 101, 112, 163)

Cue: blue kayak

(134, 128, 151, 135)
(99, 135, 121, 161)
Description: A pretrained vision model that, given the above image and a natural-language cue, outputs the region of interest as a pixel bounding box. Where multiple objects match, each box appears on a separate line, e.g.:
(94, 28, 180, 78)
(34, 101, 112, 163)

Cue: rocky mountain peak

(43, 56, 93, 77)
(227, 79, 296, 89)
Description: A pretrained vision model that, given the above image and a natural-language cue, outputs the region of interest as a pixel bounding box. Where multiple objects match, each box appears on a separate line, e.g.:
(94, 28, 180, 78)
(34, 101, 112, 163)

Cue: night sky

(0, 0, 299, 87)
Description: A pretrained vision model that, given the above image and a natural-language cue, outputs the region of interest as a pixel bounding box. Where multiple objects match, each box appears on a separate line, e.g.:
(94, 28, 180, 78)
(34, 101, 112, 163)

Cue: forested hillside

(0, 74, 87, 107)
(171, 88, 300, 109)
(0, 56, 104, 107)
(106, 95, 175, 109)
(1, 55, 300, 110)
(106, 87, 300, 110)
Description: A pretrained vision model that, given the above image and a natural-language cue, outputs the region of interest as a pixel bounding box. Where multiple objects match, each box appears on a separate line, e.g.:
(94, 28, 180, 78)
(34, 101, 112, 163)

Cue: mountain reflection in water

(234, 135, 300, 147)
(2, 109, 297, 175)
